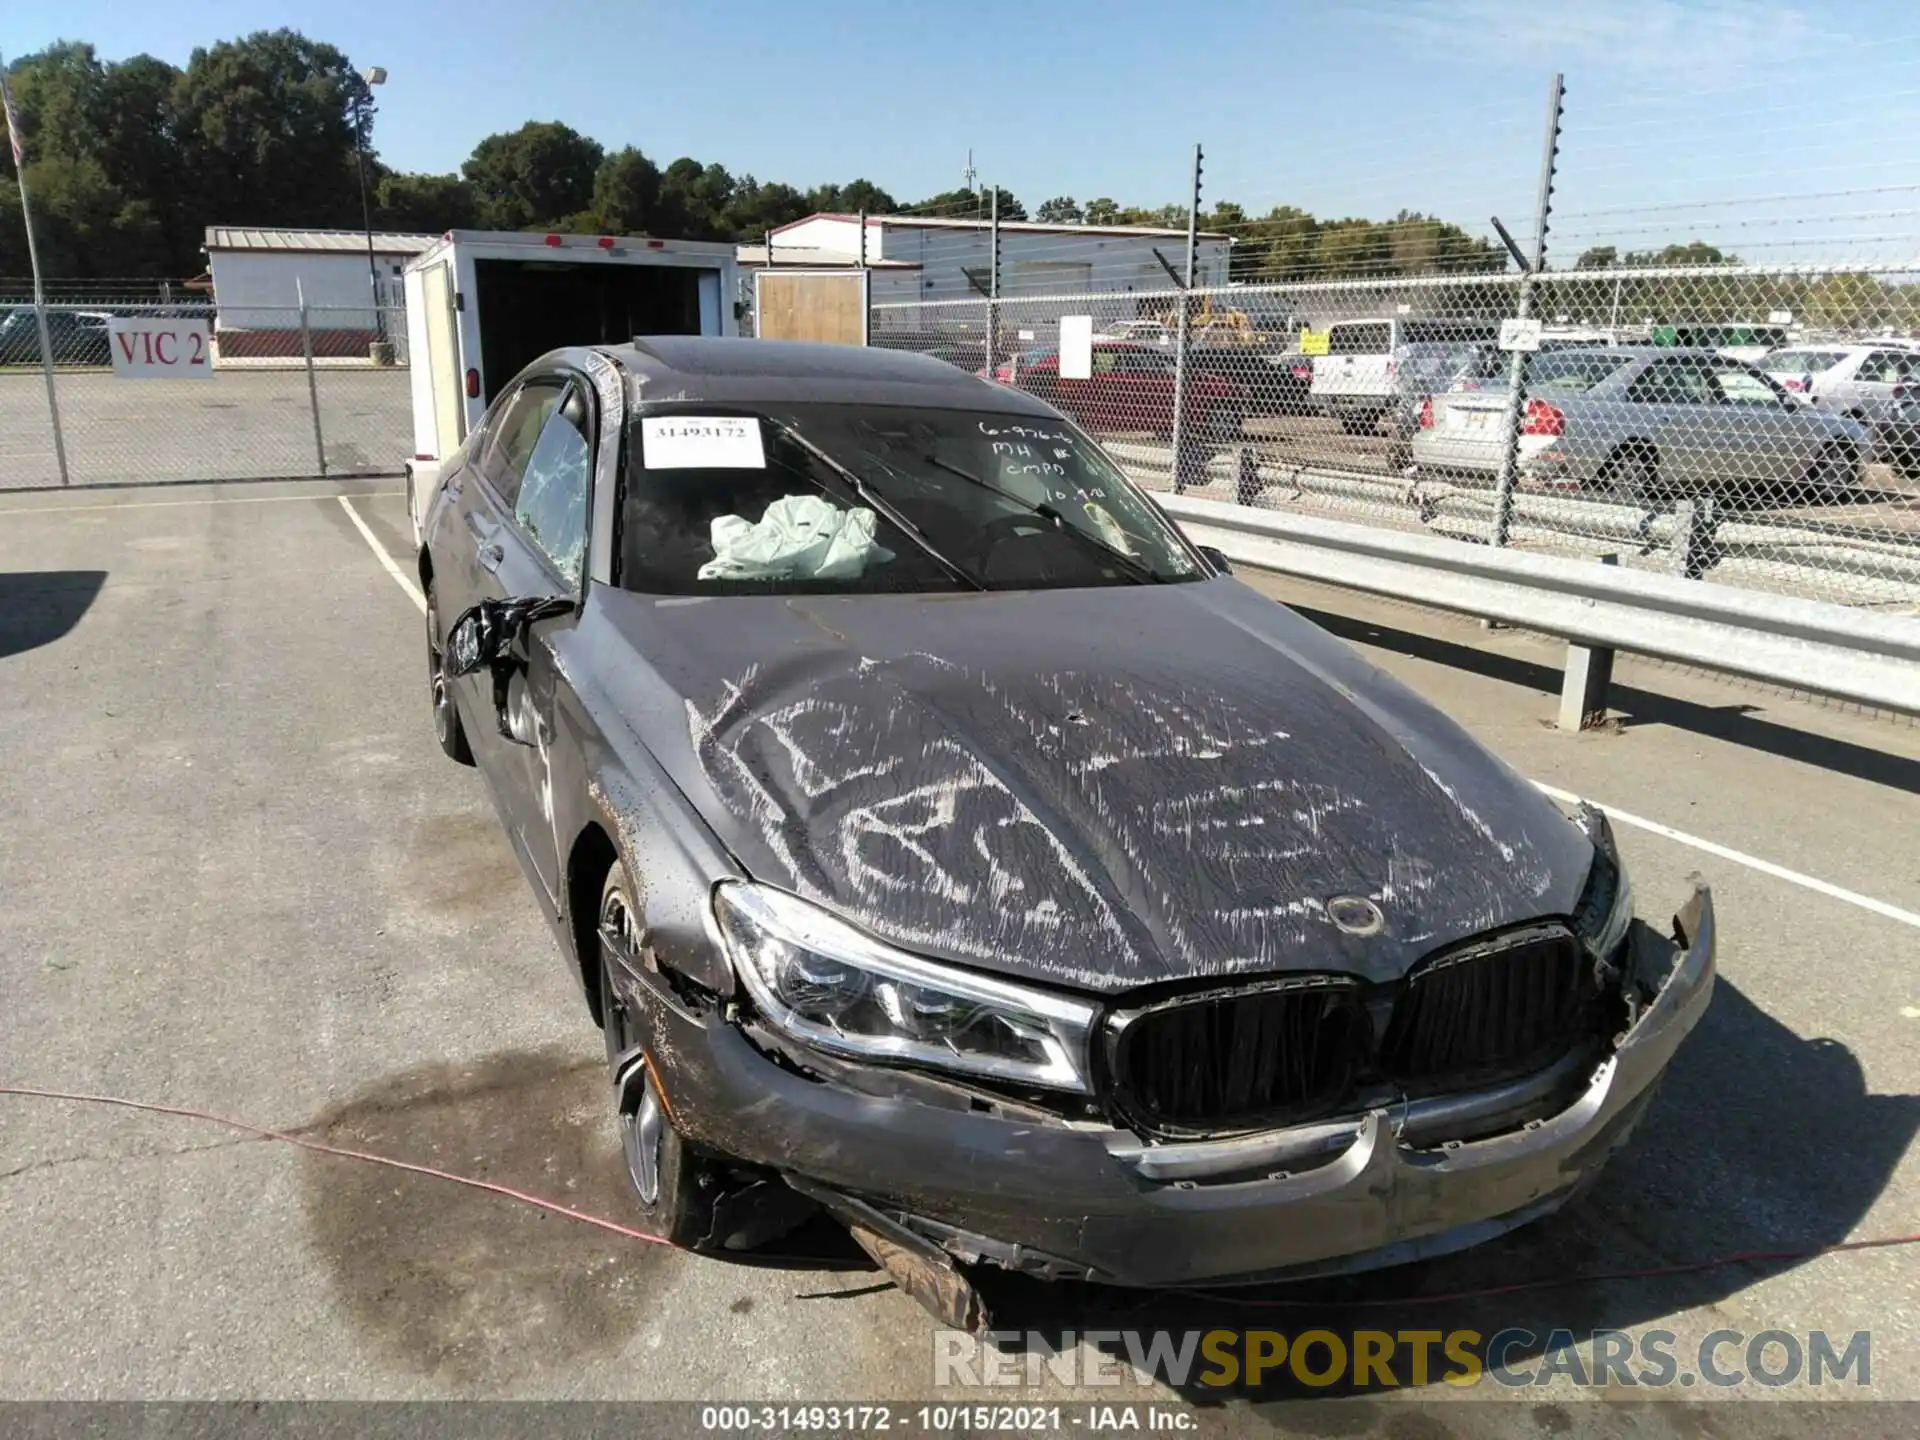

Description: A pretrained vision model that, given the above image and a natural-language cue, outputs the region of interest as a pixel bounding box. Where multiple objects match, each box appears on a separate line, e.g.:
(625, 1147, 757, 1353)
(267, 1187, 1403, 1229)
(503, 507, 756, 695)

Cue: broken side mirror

(1197, 544, 1233, 574)
(442, 605, 498, 679)
(443, 596, 575, 744)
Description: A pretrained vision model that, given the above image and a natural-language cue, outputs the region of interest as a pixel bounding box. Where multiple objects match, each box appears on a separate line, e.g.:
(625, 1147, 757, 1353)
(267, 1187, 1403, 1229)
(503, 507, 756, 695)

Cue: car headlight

(712, 882, 1097, 1093)
(1571, 808, 1634, 963)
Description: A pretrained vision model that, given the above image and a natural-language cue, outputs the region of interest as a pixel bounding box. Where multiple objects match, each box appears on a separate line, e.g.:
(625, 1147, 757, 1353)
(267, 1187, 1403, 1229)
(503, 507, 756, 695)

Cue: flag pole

(1, 54, 71, 486)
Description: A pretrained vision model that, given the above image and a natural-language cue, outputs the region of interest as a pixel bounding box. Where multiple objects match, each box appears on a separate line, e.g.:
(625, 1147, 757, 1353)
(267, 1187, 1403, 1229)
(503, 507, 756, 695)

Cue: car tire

(424, 583, 475, 766)
(1602, 446, 1659, 506)
(1804, 441, 1858, 497)
(598, 861, 712, 1247)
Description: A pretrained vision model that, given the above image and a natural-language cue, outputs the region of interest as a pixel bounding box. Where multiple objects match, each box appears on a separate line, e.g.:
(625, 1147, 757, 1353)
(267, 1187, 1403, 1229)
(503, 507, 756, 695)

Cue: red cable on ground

(2, 1082, 1913, 1308)
(0, 1082, 676, 1249)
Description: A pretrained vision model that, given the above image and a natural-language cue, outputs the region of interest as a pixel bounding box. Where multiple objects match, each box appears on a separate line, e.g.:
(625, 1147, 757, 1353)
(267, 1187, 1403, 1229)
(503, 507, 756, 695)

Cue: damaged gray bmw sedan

(419, 337, 1714, 1325)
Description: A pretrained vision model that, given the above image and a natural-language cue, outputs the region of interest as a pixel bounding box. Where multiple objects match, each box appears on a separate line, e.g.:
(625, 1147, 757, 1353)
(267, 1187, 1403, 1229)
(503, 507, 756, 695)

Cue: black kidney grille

(1378, 923, 1592, 1089)
(1107, 978, 1364, 1137)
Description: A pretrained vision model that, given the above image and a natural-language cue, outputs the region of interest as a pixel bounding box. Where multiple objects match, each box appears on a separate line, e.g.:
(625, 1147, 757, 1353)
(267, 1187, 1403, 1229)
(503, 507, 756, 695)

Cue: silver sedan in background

(1411, 346, 1867, 502)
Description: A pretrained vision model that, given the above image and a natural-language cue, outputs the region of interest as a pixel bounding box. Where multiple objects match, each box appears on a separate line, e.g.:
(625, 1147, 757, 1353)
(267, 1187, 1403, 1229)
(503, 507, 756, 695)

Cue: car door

(1706, 361, 1819, 488)
(462, 375, 593, 905)
(1848, 350, 1915, 424)
(1121, 346, 1180, 432)
(1076, 347, 1126, 430)
(1625, 357, 1733, 489)
(442, 377, 564, 629)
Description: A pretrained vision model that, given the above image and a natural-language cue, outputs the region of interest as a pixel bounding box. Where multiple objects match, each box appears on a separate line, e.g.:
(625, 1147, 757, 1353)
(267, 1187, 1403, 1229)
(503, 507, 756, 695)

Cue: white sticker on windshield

(642, 416, 766, 469)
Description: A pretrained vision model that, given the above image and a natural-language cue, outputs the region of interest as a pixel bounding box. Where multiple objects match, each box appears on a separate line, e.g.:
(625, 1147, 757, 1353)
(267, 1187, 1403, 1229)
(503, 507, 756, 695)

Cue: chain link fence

(0, 300, 411, 489)
(870, 263, 1920, 610)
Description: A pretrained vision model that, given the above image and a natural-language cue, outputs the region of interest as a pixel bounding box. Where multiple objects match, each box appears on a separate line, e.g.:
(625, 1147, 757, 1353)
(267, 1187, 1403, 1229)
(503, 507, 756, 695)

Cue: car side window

(1713, 366, 1785, 408)
(1628, 359, 1718, 405)
(1861, 352, 1913, 384)
(512, 382, 594, 587)
(1329, 322, 1392, 355)
(1091, 349, 1123, 376)
(480, 380, 565, 508)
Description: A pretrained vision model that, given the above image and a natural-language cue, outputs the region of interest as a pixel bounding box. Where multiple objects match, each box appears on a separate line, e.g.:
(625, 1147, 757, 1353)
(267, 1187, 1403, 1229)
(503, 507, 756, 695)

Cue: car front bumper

(626, 885, 1714, 1289)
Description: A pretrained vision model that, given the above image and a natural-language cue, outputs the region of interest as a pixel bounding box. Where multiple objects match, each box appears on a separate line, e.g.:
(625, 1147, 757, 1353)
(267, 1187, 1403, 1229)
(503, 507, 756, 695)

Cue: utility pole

(1, 53, 70, 486)
(985, 188, 1001, 376)
(856, 206, 870, 344)
(354, 66, 389, 348)
(1489, 73, 1564, 548)
(1169, 142, 1203, 494)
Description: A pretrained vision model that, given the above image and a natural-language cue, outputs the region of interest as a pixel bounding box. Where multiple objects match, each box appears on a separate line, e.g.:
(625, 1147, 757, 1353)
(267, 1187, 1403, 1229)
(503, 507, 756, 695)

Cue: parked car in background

(999, 340, 1246, 440)
(1185, 346, 1319, 419)
(1096, 320, 1172, 346)
(1760, 344, 1919, 427)
(1311, 317, 1499, 434)
(1388, 340, 1494, 439)
(1412, 346, 1867, 501)
(0, 306, 114, 366)
(1869, 384, 1920, 480)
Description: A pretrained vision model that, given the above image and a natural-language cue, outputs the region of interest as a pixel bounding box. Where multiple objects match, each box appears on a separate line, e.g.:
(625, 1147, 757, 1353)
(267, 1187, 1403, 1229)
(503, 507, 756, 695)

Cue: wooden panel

(756, 271, 868, 344)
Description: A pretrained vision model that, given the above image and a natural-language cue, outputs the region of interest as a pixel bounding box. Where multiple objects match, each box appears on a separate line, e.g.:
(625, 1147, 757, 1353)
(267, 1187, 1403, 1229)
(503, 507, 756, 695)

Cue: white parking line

(1533, 781, 1920, 930)
(1, 489, 403, 517)
(337, 495, 426, 614)
(336, 502, 1920, 932)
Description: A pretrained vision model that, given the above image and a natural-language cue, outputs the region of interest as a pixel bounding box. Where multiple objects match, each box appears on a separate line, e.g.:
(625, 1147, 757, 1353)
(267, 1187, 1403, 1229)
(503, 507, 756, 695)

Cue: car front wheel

(424, 583, 474, 766)
(1603, 446, 1660, 506)
(1803, 441, 1858, 497)
(599, 861, 712, 1247)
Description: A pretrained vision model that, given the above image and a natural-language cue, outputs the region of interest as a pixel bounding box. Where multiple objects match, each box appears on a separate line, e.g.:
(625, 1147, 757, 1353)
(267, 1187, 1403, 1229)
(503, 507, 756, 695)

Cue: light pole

(353, 65, 388, 348)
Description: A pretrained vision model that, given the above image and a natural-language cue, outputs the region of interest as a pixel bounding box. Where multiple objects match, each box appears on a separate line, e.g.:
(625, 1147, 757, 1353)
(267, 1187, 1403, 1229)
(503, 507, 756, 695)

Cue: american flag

(0, 66, 22, 171)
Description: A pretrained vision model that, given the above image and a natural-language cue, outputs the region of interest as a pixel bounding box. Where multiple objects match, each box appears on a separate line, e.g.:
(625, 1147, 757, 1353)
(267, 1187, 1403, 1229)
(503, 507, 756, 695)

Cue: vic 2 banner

(108, 318, 214, 379)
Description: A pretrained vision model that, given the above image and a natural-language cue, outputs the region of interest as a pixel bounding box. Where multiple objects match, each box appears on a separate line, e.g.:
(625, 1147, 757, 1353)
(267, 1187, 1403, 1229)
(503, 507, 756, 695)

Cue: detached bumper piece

(633, 885, 1714, 1300)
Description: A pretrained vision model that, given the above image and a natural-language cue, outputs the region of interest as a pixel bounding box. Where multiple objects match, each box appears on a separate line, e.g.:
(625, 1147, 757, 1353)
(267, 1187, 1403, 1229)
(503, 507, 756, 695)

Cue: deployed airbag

(699, 495, 894, 581)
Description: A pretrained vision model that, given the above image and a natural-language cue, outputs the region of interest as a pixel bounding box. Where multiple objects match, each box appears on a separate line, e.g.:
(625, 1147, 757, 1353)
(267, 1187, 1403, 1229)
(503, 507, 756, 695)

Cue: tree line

(3, 27, 1765, 299)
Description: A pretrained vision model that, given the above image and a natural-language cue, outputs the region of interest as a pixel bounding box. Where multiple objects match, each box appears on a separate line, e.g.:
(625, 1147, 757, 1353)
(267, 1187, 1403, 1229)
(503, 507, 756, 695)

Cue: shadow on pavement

(0, 570, 106, 660)
(964, 975, 1917, 1402)
(1289, 601, 1920, 796)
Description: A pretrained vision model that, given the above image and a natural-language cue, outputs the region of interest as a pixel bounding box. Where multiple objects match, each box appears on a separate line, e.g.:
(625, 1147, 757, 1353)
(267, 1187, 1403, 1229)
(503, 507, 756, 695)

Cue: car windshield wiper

(916, 453, 1165, 585)
(766, 422, 984, 591)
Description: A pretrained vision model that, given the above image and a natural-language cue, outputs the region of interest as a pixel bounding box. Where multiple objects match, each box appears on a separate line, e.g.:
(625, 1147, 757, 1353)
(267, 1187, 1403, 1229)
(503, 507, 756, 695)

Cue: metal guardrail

(1111, 441, 1920, 606)
(1159, 491, 1920, 721)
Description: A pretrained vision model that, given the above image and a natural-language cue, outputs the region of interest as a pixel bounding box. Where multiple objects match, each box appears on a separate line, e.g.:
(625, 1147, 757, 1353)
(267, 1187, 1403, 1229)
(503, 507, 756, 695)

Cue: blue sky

(9, 0, 1920, 261)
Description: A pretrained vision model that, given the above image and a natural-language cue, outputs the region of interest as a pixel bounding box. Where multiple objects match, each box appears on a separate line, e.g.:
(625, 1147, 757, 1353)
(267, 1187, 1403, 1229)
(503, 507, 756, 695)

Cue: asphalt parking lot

(1, 478, 1916, 1430)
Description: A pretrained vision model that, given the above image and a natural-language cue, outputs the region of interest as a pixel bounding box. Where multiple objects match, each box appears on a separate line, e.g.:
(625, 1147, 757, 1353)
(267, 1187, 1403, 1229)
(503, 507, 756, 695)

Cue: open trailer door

(403, 231, 737, 539)
(754, 269, 870, 345)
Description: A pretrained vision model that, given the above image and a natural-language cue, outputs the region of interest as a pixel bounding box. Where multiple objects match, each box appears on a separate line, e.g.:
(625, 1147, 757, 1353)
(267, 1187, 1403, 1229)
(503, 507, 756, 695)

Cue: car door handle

(477, 540, 504, 572)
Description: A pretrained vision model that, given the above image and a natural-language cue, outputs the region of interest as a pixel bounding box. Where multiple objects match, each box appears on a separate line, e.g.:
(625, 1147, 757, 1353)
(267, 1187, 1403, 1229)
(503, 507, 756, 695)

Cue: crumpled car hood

(592, 580, 1591, 993)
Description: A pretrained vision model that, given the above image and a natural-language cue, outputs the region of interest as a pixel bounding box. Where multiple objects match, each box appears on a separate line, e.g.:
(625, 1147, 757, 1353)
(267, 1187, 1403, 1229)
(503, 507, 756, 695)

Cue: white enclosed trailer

(401, 229, 739, 537)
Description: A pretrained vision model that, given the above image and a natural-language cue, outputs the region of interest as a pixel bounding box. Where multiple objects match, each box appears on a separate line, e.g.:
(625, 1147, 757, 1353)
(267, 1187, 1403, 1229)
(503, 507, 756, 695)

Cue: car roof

(1571, 346, 1718, 359)
(1767, 342, 1907, 355)
(596, 336, 1059, 416)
